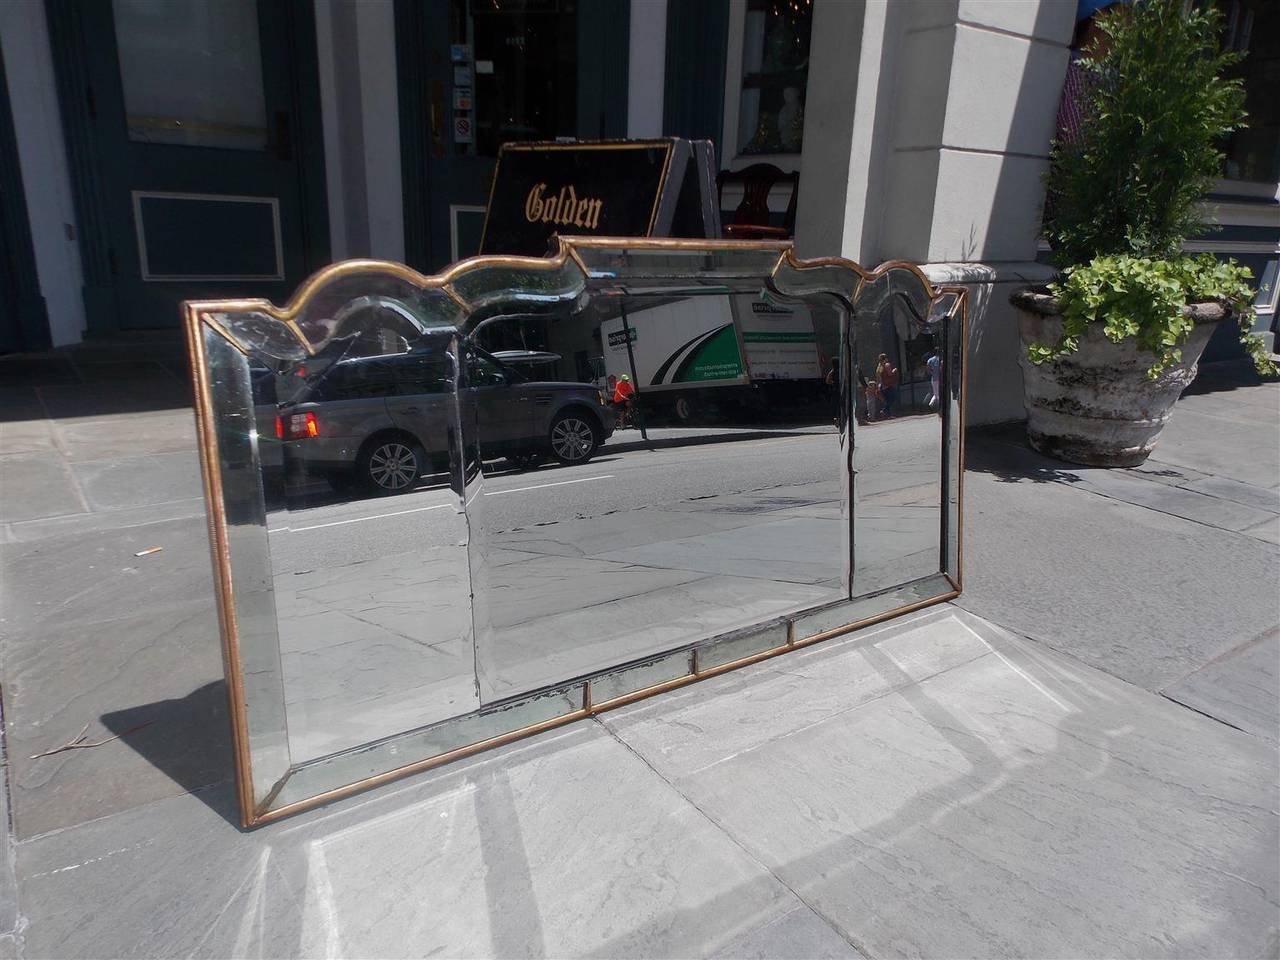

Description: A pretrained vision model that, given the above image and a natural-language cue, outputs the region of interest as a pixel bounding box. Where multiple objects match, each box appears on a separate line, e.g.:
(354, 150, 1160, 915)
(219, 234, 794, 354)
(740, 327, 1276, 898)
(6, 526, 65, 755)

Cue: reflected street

(267, 414, 940, 759)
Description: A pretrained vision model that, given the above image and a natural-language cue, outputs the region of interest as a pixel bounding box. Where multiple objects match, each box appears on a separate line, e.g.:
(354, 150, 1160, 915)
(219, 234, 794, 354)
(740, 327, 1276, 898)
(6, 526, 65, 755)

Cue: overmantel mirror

(185, 237, 967, 826)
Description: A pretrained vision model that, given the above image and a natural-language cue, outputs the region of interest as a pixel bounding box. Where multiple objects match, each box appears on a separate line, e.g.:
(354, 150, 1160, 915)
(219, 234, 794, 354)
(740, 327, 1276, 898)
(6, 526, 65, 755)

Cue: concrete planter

(1011, 288, 1227, 467)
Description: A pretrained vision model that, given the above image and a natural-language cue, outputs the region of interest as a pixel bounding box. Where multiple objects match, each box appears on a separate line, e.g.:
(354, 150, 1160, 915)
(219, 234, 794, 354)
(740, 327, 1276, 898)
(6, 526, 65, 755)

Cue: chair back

(715, 163, 800, 239)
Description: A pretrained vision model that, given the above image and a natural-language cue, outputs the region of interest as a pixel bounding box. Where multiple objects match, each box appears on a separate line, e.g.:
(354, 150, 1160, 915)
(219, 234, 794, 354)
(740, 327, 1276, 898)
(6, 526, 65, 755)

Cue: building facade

(1, 0, 1276, 424)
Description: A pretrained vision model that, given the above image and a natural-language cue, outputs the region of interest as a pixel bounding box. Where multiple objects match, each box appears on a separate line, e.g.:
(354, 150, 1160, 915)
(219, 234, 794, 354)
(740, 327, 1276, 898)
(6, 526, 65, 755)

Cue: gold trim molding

(184, 237, 967, 827)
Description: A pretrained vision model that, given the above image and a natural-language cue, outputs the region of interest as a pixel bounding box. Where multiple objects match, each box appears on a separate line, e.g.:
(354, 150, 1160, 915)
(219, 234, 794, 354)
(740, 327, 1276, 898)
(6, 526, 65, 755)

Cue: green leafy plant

(1034, 0, 1273, 377)
(1029, 254, 1274, 378)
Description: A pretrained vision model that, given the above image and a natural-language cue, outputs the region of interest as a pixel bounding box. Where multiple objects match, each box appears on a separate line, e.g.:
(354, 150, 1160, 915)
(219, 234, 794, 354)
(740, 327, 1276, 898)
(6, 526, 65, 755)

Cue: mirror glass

(187, 243, 965, 825)
(848, 269, 945, 596)
(462, 285, 849, 702)
(212, 287, 479, 776)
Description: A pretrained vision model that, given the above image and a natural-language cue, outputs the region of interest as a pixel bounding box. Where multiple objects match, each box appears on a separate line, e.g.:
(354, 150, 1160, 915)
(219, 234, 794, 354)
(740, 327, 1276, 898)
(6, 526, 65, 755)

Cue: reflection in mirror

(187, 244, 965, 825)
(849, 269, 945, 596)
(251, 292, 477, 765)
(462, 286, 849, 703)
(199, 326, 290, 810)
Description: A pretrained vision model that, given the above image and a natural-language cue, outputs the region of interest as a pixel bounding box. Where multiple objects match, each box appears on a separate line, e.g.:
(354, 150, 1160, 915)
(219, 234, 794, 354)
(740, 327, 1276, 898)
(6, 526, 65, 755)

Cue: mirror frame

(184, 237, 968, 827)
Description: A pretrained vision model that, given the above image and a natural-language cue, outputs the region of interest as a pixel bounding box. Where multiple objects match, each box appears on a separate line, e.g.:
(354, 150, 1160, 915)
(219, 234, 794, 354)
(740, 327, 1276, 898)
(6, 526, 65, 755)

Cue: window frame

(719, 0, 808, 174)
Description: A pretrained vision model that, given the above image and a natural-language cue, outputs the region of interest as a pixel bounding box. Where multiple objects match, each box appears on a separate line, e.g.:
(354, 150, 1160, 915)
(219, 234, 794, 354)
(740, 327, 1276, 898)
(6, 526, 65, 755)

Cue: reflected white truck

(600, 293, 825, 421)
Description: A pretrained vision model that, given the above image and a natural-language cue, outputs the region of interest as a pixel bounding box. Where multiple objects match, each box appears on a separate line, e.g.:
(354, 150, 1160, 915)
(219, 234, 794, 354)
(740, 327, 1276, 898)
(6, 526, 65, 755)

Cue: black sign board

(478, 138, 721, 256)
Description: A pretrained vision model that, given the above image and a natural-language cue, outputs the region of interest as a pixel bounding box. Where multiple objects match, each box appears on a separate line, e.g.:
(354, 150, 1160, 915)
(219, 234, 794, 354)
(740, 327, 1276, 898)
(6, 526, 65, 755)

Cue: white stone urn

(1011, 287, 1226, 467)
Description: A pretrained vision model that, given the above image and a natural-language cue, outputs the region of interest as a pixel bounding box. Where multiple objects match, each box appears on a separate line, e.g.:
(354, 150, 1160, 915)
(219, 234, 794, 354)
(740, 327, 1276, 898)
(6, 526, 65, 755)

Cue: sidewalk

(1, 349, 1276, 958)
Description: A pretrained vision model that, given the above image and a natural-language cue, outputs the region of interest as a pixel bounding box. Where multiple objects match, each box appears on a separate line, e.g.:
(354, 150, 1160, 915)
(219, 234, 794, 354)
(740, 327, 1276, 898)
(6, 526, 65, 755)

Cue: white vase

(1012, 291, 1224, 467)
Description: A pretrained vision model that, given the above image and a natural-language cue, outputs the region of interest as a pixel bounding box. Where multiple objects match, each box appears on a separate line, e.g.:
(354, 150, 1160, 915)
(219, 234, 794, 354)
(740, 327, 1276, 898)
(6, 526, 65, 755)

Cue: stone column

(798, 0, 1074, 424)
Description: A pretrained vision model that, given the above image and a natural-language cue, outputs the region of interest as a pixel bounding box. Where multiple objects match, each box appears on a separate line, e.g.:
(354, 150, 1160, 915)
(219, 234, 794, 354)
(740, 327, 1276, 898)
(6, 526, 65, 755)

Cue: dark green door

(51, 0, 327, 330)
(401, 0, 629, 272)
(1, 43, 50, 354)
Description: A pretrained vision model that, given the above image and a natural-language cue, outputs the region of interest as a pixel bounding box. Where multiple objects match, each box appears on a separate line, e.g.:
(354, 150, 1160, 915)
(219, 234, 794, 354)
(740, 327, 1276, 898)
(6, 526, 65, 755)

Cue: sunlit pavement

(0, 347, 1276, 958)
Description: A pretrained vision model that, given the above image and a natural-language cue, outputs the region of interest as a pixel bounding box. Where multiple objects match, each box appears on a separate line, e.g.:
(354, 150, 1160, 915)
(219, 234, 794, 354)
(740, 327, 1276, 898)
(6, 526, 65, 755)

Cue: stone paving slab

(966, 436, 1279, 535)
(957, 461, 1280, 693)
(1147, 406, 1280, 489)
(0, 417, 57, 457)
(4, 599, 227, 840)
(1163, 627, 1279, 742)
(68, 451, 203, 512)
(0, 455, 85, 524)
(708, 905, 861, 959)
(609, 608, 1278, 960)
(0, 515, 215, 636)
(52, 409, 197, 463)
(14, 723, 814, 959)
(1243, 516, 1280, 545)
(600, 606, 987, 782)
(1, 497, 206, 544)
(33, 382, 190, 421)
(9, 606, 1276, 959)
(1181, 474, 1280, 512)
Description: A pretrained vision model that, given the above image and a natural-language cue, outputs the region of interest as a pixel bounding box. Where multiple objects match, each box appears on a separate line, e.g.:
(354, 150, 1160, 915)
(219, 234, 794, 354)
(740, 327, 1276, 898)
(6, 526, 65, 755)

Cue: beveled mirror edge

(183, 302, 261, 824)
(254, 576, 959, 827)
(182, 240, 968, 828)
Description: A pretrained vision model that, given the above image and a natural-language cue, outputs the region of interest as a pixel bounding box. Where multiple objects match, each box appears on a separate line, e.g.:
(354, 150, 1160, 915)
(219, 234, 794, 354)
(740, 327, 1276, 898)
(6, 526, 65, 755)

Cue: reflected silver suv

(275, 347, 615, 495)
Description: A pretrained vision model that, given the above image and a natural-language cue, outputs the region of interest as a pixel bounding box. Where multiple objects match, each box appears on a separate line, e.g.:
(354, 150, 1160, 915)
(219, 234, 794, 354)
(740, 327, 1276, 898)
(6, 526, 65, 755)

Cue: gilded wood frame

(185, 236, 968, 826)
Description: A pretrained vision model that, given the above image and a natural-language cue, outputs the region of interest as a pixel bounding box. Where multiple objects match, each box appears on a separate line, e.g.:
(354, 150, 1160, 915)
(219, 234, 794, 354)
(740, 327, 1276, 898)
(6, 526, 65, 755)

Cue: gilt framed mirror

(185, 237, 967, 826)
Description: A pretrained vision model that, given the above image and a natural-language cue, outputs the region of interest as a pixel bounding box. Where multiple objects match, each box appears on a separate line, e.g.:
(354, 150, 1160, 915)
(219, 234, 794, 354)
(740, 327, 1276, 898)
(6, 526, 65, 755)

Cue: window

(731, 0, 813, 158)
(1219, 0, 1279, 183)
(112, 0, 269, 151)
(448, 0, 578, 159)
(1254, 260, 1278, 315)
(395, 356, 455, 396)
(466, 350, 510, 386)
(316, 361, 399, 401)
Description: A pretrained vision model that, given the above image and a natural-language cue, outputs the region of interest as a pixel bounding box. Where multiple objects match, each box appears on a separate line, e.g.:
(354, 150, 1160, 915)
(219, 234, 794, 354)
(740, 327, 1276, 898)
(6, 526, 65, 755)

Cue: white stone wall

(315, 0, 404, 263)
(797, 0, 1073, 424)
(627, 0, 668, 138)
(0, 0, 86, 347)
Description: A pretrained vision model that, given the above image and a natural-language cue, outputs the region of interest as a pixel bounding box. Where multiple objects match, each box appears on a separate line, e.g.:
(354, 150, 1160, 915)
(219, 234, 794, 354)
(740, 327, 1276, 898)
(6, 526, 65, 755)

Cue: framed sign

(478, 139, 720, 255)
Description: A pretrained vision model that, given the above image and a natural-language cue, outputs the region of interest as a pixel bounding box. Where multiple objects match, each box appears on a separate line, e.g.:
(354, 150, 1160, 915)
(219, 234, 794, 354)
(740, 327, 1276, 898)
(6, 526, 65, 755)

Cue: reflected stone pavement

(266, 416, 943, 758)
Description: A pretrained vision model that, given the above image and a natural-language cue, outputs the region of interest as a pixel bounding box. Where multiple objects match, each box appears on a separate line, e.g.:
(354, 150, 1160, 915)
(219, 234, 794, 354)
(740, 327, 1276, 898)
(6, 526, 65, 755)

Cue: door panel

(411, 0, 628, 271)
(466, 350, 533, 455)
(56, 0, 323, 329)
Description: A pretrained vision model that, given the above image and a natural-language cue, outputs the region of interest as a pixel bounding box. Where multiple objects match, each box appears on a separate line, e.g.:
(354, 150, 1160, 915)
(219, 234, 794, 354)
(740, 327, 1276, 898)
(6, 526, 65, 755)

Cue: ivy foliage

(1034, 0, 1274, 378)
(1030, 255, 1275, 379)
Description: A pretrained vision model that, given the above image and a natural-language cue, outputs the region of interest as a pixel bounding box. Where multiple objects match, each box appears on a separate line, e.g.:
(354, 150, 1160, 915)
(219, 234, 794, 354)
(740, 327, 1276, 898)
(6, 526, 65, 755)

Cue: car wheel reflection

(549, 414, 598, 464)
(360, 438, 424, 494)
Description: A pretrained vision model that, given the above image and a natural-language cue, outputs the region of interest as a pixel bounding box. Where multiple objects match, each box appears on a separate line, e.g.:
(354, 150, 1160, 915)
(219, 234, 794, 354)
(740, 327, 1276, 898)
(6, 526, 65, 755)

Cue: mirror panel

(462, 286, 849, 703)
(198, 326, 290, 810)
(186, 242, 965, 826)
(849, 269, 945, 595)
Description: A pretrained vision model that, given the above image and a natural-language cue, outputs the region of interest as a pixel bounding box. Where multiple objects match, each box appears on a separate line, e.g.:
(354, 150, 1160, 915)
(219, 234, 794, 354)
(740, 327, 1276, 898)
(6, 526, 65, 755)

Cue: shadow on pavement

(1182, 358, 1278, 397)
(603, 428, 829, 456)
(963, 424, 1088, 485)
(100, 681, 243, 830)
(0, 333, 193, 422)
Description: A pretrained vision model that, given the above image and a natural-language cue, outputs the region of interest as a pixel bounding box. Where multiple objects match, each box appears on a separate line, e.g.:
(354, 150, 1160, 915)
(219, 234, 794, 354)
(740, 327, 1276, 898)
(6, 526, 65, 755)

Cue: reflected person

(611, 373, 636, 429)
(875, 353, 899, 419)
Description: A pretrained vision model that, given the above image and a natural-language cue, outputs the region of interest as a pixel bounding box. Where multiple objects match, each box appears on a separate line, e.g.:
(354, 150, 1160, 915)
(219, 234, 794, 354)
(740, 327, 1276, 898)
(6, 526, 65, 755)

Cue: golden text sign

(479, 141, 675, 256)
(523, 183, 604, 230)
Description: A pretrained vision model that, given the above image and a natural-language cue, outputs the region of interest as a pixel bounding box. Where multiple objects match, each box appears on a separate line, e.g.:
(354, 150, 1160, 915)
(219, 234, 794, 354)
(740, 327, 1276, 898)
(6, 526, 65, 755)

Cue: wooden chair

(716, 163, 800, 240)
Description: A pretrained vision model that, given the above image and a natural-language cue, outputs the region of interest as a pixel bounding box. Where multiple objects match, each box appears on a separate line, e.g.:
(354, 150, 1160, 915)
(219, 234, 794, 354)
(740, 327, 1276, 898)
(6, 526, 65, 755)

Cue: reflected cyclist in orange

(612, 373, 636, 428)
